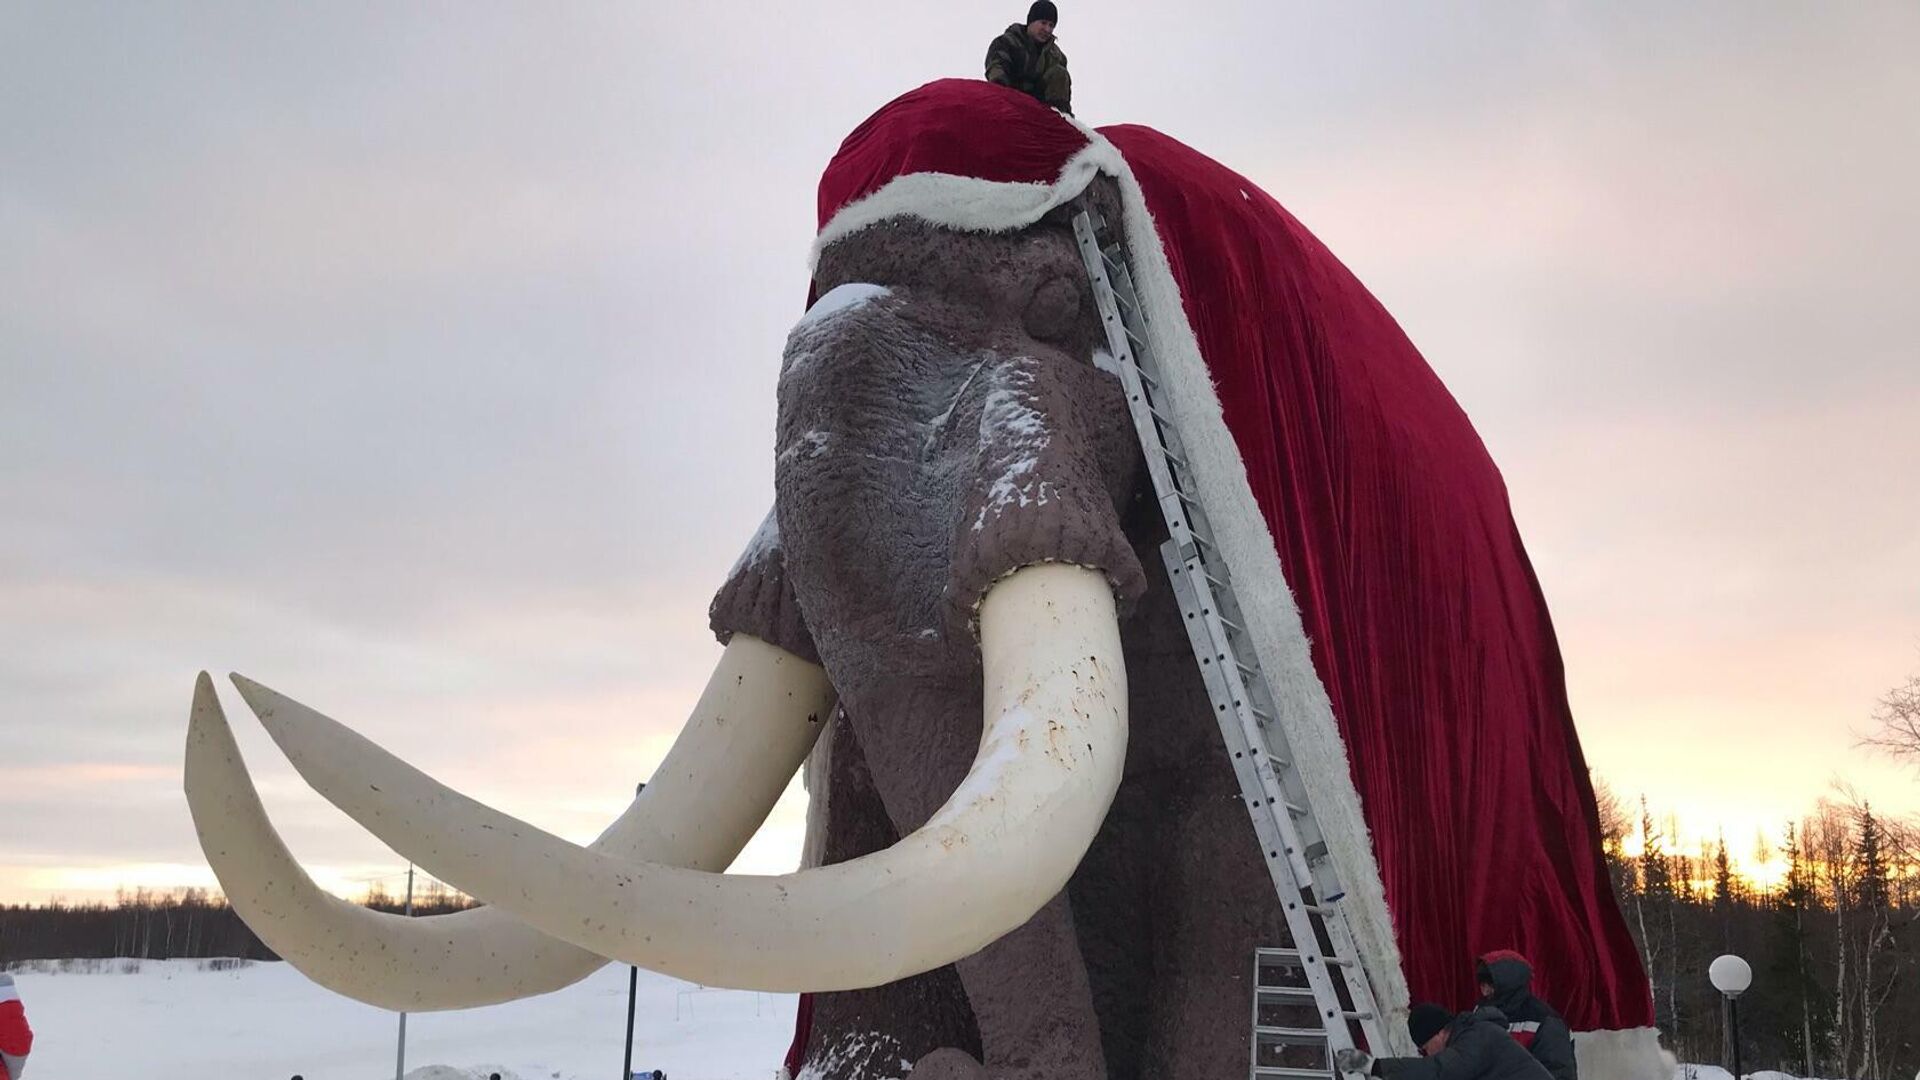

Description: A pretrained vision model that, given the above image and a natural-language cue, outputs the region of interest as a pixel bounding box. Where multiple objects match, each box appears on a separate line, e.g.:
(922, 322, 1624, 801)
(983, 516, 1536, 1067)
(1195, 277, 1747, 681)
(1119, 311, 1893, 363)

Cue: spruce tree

(1714, 832, 1736, 951)
(1766, 822, 1831, 1075)
(1855, 805, 1894, 1080)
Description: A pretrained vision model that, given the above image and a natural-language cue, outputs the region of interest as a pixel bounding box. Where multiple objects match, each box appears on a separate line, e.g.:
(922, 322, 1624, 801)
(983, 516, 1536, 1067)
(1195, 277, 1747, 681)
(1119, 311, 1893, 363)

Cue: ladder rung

(1261, 947, 1341, 973)
(1256, 985, 1319, 1002)
(1256, 1025, 1332, 1042)
(1254, 1068, 1334, 1080)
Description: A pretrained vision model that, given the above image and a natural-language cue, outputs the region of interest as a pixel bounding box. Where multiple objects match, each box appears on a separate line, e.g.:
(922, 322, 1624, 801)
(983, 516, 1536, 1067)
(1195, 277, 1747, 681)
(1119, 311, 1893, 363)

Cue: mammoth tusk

(183, 635, 833, 1010)
(236, 562, 1127, 993)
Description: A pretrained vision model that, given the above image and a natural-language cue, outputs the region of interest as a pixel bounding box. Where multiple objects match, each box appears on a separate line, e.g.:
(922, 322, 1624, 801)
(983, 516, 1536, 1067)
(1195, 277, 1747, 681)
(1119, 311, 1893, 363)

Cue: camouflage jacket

(984, 23, 1072, 114)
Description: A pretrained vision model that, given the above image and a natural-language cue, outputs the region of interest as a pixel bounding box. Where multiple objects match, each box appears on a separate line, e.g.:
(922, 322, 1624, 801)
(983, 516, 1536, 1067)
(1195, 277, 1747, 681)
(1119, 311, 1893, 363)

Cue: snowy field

(15, 958, 796, 1080)
(8, 959, 1853, 1080)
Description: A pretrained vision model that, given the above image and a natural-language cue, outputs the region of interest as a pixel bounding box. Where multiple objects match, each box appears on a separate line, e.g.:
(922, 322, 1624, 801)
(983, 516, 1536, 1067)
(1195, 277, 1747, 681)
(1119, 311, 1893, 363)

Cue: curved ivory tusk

(237, 562, 1127, 992)
(184, 635, 832, 1010)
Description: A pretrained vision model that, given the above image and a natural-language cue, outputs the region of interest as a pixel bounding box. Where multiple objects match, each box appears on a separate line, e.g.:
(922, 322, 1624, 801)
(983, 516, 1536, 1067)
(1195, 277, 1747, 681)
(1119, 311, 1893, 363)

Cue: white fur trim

(1094, 133, 1415, 1053)
(809, 140, 1130, 271)
(814, 121, 1415, 1049)
(1573, 1027, 1670, 1080)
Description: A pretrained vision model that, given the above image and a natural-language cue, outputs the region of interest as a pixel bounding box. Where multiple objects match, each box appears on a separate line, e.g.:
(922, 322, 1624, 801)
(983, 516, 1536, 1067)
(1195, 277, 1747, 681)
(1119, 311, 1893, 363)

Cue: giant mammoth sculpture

(184, 81, 1665, 1079)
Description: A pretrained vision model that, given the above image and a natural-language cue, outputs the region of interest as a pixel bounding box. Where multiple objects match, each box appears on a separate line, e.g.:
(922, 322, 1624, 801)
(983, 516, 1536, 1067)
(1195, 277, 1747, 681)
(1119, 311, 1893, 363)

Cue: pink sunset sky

(1, 3, 1914, 903)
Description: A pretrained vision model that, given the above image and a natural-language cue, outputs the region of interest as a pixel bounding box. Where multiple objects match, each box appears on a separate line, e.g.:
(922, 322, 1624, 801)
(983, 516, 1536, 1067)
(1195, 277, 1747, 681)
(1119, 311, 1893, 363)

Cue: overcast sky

(2, 3, 1916, 903)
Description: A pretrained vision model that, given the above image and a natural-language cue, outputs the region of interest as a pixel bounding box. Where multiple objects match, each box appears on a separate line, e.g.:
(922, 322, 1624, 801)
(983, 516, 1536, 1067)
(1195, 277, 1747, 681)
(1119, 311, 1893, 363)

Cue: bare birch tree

(1805, 801, 1854, 1074)
(1860, 668, 1920, 766)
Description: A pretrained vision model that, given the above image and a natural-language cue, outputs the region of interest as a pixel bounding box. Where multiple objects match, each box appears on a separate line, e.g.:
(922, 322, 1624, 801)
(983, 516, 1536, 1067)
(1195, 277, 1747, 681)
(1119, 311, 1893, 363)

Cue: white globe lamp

(1708, 954, 1752, 1080)
(1708, 954, 1752, 998)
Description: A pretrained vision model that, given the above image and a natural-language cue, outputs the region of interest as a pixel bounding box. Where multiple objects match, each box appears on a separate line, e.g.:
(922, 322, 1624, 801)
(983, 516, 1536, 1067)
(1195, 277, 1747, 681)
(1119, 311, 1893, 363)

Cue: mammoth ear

(945, 359, 1146, 641)
(711, 508, 822, 668)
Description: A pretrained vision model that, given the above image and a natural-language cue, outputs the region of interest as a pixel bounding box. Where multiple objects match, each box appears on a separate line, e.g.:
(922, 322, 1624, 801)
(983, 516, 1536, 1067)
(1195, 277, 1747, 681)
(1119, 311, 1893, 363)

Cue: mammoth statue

(184, 81, 1666, 1079)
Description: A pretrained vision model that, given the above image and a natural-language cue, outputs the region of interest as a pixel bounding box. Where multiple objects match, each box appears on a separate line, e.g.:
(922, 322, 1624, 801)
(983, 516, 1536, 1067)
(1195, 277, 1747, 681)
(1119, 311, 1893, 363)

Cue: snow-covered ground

(15, 958, 795, 1080)
(1674, 1070, 1845, 1080)
(8, 959, 1862, 1080)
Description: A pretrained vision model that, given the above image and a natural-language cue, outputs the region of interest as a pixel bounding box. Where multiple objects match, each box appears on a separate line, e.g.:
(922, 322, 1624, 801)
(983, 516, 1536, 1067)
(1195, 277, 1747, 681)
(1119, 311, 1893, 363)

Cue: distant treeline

(0, 882, 477, 966)
(2, 795, 1915, 1079)
(1595, 781, 1919, 1080)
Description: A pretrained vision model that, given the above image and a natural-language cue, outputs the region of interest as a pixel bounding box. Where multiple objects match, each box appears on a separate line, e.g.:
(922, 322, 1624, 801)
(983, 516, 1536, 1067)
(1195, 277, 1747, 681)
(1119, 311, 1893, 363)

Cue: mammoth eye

(1022, 275, 1083, 342)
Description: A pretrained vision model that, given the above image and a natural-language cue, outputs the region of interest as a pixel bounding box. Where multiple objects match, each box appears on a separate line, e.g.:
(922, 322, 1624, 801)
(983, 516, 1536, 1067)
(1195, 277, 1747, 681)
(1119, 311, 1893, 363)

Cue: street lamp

(1708, 954, 1752, 1080)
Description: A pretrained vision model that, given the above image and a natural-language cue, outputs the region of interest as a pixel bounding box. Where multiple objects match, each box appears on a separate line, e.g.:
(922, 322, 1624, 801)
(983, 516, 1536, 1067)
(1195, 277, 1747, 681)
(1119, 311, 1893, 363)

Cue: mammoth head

(775, 192, 1143, 675)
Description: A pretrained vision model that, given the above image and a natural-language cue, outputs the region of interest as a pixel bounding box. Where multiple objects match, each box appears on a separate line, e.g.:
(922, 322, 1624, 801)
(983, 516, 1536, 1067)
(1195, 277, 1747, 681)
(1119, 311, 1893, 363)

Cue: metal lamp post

(623, 782, 646, 1080)
(1708, 954, 1752, 1080)
(396, 864, 415, 1080)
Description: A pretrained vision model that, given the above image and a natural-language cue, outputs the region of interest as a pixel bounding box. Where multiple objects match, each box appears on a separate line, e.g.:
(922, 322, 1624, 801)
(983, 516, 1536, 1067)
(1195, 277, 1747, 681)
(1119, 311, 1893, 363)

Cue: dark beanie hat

(1408, 1003, 1453, 1046)
(1028, 2, 1059, 25)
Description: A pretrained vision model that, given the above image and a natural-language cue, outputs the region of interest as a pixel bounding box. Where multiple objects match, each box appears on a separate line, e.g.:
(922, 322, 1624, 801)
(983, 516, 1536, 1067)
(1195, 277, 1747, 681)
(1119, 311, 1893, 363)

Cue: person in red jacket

(1477, 951, 1577, 1080)
(0, 973, 32, 1079)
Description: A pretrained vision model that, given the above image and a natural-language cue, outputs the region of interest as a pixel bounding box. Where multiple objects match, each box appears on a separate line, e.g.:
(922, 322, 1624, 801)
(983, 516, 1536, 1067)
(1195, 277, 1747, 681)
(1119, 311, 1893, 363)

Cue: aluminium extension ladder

(1070, 201, 1392, 1080)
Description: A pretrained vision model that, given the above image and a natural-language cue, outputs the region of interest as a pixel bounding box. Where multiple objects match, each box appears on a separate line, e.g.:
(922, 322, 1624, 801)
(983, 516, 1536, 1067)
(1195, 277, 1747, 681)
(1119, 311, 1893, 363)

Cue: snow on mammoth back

(813, 78, 1659, 1048)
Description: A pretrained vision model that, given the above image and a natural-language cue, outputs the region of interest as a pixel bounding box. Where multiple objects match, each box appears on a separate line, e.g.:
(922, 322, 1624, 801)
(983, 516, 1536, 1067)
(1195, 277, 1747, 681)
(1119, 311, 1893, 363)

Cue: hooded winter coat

(983, 23, 1072, 114)
(1371, 1006, 1554, 1080)
(1478, 951, 1578, 1080)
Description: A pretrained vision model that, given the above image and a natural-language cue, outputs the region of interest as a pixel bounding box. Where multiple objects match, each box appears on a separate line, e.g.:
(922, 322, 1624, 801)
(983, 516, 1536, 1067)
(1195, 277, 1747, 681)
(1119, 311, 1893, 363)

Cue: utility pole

(396, 864, 414, 1080)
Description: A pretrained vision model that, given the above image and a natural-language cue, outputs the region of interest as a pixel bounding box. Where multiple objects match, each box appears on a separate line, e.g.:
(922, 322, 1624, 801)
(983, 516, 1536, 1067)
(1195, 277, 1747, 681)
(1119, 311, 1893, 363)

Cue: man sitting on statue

(984, 2, 1072, 115)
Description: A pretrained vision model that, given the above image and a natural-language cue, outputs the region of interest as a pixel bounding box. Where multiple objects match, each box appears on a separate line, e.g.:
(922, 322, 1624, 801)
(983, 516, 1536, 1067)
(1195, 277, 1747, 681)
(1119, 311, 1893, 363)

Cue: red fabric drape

(783, 990, 813, 1077)
(813, 79, 1654, 1032)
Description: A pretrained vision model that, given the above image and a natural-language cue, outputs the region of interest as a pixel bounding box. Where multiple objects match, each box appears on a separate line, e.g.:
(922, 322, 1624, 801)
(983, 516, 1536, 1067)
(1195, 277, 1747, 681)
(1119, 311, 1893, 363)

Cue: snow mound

(405, 1067, 519, 1080)
(1675, 1068, 1845, 1080)
(794, 282, 890, 333)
